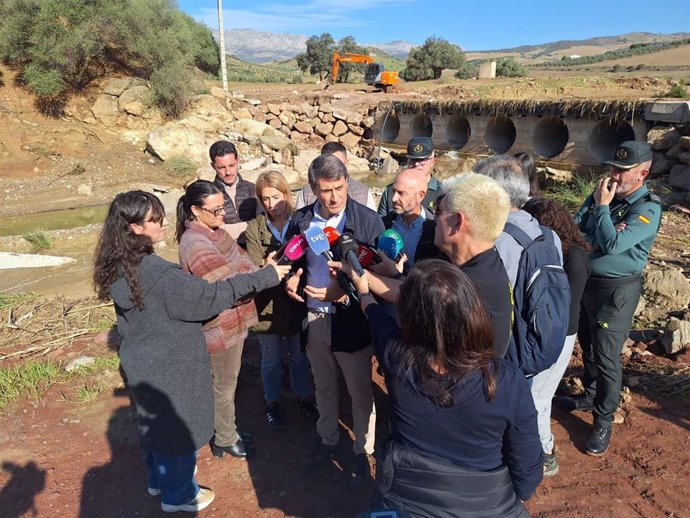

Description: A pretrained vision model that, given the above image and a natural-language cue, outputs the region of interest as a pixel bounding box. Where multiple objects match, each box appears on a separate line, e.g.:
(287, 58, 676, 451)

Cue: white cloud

(191, 0, 414, 34)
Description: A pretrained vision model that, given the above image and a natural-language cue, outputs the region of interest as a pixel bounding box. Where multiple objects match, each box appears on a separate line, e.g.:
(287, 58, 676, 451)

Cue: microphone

(378, 228, 405, 261)
(357, 244, 382, 268)
(275, 234, 309, 265)
(303, 226, 358, 303)
(336, 233, 365, 277)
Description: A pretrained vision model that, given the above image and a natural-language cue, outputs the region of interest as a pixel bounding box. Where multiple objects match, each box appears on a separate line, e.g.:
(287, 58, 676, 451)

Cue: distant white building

(569, 54, 581, 59)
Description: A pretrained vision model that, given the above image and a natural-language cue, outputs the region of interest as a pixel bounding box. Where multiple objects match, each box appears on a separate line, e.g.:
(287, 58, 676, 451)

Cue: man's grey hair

(473, 155, 529, 208)
(308, 154, 349, 190)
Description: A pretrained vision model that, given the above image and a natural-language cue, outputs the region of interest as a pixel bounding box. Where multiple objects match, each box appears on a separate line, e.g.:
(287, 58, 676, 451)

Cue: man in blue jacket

(285, 154, 384, 491)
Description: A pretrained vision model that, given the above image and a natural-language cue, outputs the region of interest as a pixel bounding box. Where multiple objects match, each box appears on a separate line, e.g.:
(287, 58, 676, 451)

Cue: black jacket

(286, 197, 385, 353)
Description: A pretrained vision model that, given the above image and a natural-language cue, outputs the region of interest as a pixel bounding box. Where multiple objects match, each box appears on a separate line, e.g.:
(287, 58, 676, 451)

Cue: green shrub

(22, 229, 52, 253)
(0, 0, 218, 118)
(665, 83, 688, 98)
(165, 155, 199, 178)
(496, 58, 526, 77)
(150, 65, 191, 118)
(290, 74, 304, 84)
(546, 175, 597, 210)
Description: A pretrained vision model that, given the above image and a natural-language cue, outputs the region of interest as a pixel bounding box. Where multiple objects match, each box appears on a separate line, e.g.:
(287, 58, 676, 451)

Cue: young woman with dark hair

(176, 180, 262, 460)
(522, 197, 592, 476)
(345, 259, 543, 517)
(245, 171, 316, 430)
(93, 190, 288, 513)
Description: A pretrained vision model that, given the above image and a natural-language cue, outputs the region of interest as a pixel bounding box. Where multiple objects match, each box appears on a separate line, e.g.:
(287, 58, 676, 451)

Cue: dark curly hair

(395, 259, 498, 406)
(93, 191, 165, 309)
(522, 197, 592, 255)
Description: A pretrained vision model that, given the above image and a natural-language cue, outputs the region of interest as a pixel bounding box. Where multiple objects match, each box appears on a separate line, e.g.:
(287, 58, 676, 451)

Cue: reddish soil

(1, 335, 689, 518)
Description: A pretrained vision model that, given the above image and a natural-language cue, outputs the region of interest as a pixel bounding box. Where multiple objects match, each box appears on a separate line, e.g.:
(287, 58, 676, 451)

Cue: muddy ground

(2, 68, 690, 517)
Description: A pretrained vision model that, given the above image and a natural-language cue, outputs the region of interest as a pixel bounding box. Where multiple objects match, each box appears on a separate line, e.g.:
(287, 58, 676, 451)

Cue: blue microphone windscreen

(304, 226, 331, 256)
(378, 235, 400, 260)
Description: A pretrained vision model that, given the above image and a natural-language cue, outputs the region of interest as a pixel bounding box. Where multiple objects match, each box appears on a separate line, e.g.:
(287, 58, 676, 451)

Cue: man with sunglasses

(560, 141, 661, 457)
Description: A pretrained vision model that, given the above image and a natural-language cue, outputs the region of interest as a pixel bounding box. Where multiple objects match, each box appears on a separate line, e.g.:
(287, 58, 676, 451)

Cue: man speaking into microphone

(285, 154, 384, 490)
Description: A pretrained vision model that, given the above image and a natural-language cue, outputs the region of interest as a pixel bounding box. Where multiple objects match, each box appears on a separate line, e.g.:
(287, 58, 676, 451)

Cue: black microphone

(337, 233, 365, 277)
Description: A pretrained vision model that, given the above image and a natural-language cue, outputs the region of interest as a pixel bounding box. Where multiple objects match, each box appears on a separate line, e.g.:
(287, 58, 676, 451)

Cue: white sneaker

(148, 465, 198, 497)
(161, 488, 215, 513)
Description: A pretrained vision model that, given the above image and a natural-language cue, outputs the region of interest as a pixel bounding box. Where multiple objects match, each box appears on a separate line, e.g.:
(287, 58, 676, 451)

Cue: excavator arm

(330, 51, 375, 83)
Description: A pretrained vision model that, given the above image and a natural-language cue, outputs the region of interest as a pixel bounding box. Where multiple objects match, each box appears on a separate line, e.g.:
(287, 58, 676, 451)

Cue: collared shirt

(575, 184, 661, 278)
(266, 218, 288, 244)
(392, 208, 426, 266)
(306, 201, 347, 313)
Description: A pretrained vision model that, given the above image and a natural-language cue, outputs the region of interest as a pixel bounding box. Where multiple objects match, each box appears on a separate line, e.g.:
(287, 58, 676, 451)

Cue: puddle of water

(0, 204, 109, 237)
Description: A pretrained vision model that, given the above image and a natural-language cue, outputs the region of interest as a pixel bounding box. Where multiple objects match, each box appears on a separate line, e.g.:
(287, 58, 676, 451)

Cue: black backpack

(504, 223, 572, 377)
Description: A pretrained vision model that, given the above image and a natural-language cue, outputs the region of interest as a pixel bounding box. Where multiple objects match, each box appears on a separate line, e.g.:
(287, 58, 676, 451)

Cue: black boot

(585, 425, 612, 456)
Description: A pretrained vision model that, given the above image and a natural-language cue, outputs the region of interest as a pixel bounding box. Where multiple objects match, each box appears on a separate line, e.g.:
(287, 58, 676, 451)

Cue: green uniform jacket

(574, 184, 661, 278)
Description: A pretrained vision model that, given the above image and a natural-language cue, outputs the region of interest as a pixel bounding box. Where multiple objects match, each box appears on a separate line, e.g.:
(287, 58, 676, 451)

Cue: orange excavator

(327, 51, 399, 92)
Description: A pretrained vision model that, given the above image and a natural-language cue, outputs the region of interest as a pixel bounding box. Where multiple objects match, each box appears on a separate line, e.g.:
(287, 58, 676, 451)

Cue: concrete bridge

(375, 99, 690, 167)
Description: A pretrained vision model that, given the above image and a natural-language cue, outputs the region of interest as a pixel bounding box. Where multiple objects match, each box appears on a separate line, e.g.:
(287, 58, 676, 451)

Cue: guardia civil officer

(559, 141, 661, 456)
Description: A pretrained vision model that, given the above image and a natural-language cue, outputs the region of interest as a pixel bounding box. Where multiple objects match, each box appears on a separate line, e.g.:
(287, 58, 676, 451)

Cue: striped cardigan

(178, 221, 259, 353)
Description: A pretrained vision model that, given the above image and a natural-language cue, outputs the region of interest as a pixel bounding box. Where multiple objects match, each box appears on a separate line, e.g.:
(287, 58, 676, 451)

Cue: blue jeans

(258, 333, 313, 403)
(146, 450, 198, 505)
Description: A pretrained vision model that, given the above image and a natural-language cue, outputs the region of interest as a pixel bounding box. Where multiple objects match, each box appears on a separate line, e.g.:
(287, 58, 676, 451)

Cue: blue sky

(178, 0, 690, 50)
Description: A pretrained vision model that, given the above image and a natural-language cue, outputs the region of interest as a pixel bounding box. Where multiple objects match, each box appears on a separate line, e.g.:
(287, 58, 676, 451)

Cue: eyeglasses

(197, 206, 225, 217)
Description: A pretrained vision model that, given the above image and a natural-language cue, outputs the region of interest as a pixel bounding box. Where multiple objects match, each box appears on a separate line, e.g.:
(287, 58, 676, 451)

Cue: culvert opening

(588, 119, 635, 164)
(484, 115, 516, 154)
(411, 114, 433, 137)
(532, 117, 569, 159)
(446, 115, 471, 149)
(381, 111, 400, 143)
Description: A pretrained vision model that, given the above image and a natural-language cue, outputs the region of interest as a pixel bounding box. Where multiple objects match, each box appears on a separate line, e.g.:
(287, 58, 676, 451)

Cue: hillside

(467, 32, 690, 63)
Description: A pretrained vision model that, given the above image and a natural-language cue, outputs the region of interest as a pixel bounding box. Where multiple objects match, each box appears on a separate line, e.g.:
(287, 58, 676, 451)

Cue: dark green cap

(605, 141, 652, 170)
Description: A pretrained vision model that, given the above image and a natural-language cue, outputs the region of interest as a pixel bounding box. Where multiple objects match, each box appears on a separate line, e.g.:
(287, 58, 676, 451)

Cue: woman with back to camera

(244, 171, 317, 430)
(93, 190, 288, 513)
(344, 259, 543, 517)
(176, 180, 262, 460)
(522, 197, 592, 476)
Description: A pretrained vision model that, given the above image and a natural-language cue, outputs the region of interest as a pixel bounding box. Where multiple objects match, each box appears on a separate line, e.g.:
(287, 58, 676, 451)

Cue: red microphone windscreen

(323, 226, 340, 245)
(357, 245, 377, 267)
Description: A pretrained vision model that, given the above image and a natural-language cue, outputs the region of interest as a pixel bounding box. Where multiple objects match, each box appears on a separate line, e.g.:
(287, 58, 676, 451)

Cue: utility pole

(217, 0, 228, 92)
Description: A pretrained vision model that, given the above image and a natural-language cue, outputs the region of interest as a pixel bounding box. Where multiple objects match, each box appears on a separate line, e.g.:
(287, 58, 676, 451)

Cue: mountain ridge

(216, 28, 690, 64)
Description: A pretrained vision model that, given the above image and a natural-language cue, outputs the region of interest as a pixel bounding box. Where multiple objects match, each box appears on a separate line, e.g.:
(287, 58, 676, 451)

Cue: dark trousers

(578, 275, 641, 427)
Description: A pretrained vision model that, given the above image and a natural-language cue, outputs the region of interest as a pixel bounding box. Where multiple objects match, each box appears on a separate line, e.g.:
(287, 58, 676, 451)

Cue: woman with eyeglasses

(176, 180, 262, 460)
(93, 190, 288, 513)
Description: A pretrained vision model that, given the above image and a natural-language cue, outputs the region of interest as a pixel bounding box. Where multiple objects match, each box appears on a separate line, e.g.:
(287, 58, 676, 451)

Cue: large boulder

(642, 268, 690, 310)
(103, 77, 132, 97)
(650, 151, 674, 177)
(146, 122, 212, 163)
(226, 119, 282, 138)
(92, 94, 120, 127)
(293, 149, 321, 175)
(648, 126, 681, 151)
(668, 164, 690, 191)
(188, 95, 232, 122)
(118, 85, 151, 117)
(661, 318, 690, 355)
(339, 132, 361, 149)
